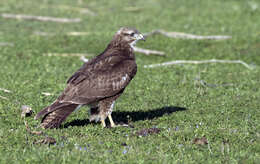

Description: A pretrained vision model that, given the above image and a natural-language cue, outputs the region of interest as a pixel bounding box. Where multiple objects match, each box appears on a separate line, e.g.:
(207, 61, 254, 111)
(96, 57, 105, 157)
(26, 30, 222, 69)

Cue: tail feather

(35, 101, 69, 120)
(36, 101, 78, 129)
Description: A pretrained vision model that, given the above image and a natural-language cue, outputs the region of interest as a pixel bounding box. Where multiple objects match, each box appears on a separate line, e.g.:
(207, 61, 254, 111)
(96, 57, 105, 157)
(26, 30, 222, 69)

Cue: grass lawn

(0, 0, 259, 163)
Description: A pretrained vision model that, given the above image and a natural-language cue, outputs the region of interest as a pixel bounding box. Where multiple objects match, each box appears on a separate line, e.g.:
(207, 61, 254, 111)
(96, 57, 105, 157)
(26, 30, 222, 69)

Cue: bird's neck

(109, 39, 132, 49)
(106, 39, 134, 56)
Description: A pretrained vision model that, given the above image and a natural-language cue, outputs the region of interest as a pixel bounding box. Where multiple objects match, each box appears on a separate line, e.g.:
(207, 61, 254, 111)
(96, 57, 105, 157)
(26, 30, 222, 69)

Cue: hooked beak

(139, 34, 146, 41)
(135, 33, 145, 41)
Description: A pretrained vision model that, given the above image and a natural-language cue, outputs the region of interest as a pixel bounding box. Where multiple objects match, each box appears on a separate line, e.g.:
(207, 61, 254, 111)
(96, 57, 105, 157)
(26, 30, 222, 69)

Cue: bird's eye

(130, 32, 135, 37)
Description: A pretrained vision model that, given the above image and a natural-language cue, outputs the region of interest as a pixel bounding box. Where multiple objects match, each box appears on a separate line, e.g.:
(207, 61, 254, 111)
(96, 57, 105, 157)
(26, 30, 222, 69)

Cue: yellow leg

(108, 114, 116, 127)
(101, 119, 106, 128)
(108, 114, 129, 127)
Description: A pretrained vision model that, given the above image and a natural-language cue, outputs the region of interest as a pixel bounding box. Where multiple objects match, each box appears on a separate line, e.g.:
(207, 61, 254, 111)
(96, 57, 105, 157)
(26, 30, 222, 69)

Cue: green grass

(0, 0, 260, 163)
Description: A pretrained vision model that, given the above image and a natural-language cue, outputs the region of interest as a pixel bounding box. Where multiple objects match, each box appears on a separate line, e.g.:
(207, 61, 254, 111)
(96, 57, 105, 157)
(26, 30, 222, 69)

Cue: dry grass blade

(0, 42, 14, 46)
(0, 95, 8, 100)
(133, 47, 165, 56)
(41, 92, 53, 96)
(1, 13, 81, 23)
(66, 32, 90, 36)
(33, 31, 90, 36)
(0, 88, 11, 93)
(43, 53, 94, 57)
(144, 29, 231, 40)
(144, 59, 253, 70)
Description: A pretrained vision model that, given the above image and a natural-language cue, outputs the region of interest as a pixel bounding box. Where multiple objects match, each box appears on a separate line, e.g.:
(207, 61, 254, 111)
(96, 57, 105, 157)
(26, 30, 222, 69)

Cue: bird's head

(113, 27, 145, 48)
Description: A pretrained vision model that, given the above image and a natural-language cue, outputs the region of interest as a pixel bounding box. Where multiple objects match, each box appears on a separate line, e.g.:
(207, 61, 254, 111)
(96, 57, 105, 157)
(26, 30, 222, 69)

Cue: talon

(108, 114, 129, 127)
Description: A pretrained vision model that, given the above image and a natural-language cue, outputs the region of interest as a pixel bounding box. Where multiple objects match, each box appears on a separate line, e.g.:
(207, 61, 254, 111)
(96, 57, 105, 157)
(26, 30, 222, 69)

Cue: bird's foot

(108, 114, 129, 128)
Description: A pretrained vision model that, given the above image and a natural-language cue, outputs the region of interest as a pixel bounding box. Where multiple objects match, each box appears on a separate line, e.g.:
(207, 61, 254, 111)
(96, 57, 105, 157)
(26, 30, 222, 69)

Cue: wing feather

(59, 54, 137, 104)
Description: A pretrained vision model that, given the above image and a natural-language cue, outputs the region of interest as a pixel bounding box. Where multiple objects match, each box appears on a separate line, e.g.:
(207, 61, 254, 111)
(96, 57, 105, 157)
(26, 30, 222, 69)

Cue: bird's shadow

(63, 106, 187, 128)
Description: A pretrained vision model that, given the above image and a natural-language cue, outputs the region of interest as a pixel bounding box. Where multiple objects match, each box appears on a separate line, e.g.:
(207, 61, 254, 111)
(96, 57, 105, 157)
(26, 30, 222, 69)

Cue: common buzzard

(35, 27, 145, 128)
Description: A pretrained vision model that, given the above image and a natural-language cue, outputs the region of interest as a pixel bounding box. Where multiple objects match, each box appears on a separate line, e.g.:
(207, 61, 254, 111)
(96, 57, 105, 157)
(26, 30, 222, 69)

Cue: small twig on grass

(33, 31, 90, 36)
(66, 32, 90, 36)
(41, 92, 54, 96)
(43, 53, 94, 57)
(0, 88, 11, 93)
(0, 95, 8, 100)
(144, 29, 232, 40)
(133, 46, 165, 56)
(1, 13, 81, 23)
(0, 42, 14, 47)
(144, 59, 253, 70)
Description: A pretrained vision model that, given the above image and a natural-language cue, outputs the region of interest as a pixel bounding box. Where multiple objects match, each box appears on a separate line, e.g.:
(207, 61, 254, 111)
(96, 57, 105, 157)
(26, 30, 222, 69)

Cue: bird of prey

(35, 27, 145, 128)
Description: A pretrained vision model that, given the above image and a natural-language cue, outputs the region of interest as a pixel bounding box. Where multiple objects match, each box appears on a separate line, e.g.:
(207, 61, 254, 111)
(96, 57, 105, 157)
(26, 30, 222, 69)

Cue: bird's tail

(35, 101, 78, 129)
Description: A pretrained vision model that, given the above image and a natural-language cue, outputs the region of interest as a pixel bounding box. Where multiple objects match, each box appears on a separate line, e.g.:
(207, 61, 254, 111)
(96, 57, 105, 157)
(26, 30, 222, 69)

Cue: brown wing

(59, 54, 137, 104)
